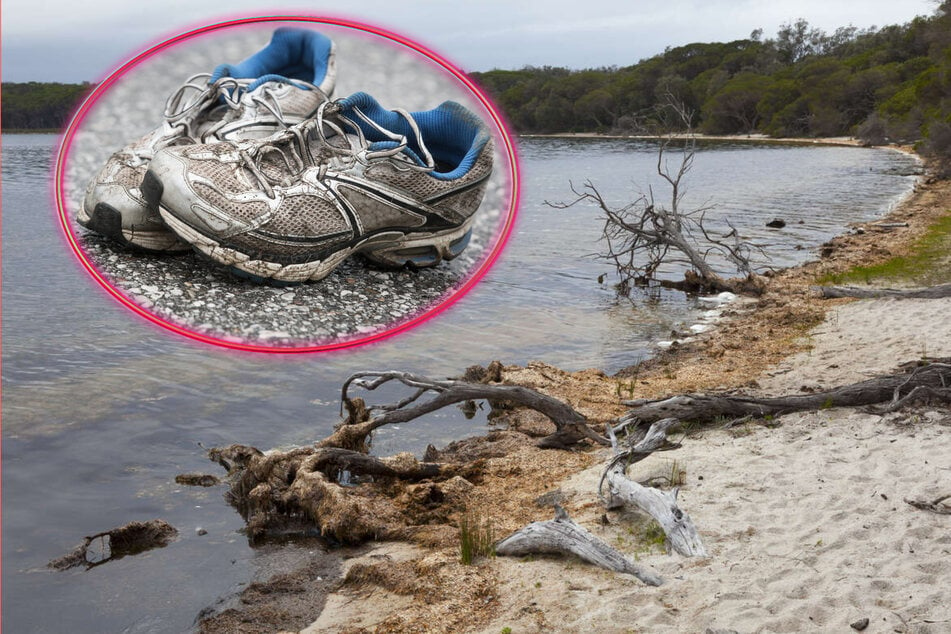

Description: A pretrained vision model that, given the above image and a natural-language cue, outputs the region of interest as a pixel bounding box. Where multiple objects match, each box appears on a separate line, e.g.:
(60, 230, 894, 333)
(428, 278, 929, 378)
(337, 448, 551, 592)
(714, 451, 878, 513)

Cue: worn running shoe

(144, 92, 494, 284)
(78, 27, 336, 252)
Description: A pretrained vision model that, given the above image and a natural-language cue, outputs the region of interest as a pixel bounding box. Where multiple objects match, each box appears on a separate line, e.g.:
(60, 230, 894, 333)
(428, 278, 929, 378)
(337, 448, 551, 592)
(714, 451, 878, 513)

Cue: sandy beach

(197, 158, 951, 634)
(296, 300, 950, 633)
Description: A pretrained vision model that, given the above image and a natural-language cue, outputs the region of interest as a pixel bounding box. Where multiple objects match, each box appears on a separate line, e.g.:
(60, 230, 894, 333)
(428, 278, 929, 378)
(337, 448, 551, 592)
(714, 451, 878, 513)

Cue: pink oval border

(54, 14, 520, 354)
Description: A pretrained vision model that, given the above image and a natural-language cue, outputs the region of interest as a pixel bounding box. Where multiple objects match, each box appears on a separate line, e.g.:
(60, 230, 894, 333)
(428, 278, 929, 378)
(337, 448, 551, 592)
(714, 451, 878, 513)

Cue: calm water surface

(2, 134, 919, 633)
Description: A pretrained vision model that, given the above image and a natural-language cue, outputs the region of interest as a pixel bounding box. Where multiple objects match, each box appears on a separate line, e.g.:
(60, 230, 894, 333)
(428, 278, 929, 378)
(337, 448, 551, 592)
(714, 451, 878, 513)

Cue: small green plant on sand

(501, 628, 513, 634)
(729, 422, 754, 438)
(615, 378, 637, 399)
(628, 519, 669, 556)
(642, 521, 667, 549)
(761, 413, 781, 429)
(667, 459, 687, 487)
(459, 512, 495, 565)
(619, 517, 670, 556)
(640, 458, 689, 487)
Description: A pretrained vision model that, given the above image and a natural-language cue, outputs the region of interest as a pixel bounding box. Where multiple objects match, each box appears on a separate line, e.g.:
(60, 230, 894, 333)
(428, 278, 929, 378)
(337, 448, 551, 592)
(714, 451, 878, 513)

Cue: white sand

(757, 297, 951, 393)
(472, 409, 949, 633)
(300, 296, 951, 633)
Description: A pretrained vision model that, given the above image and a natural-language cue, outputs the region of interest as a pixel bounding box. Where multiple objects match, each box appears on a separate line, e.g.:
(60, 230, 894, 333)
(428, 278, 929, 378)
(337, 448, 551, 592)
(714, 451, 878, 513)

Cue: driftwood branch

(603, 473, 706, 557)
(49, 520, 178, 570)
(310, 447, 468, 481)
(600, 417, 681, 497)
(495, 505, 664, 586)
(602, 418, 706, 557)
(879, 385, 951, 412)
(328, 370, 610, 451)
(210, 443, 475, 487)
(497, 418, 704, 580)
(904, 494, 951, 515)
(620, 359, 951, 424)
(818, 283, 951, 299)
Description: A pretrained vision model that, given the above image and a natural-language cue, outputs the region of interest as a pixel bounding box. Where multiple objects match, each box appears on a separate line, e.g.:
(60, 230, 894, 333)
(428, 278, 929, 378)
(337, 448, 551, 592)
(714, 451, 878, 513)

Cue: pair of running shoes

(78, 28, 494, 284)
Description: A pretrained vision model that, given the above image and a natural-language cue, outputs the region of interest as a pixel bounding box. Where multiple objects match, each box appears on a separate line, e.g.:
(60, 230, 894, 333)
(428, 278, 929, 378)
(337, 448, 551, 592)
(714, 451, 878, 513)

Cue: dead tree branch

(329, 371, 610, 451)
(497, 418, 704, 580)
(207, 368, 615, 542)
(204, 358, 947, 565)
(547, 95, 766, 295)
(620, 359, 951, 425)
(495, 505, 664, 586)
(904, 494, 951, 515)
(818, 283, 951, 299)
(601, 418, 706, 557)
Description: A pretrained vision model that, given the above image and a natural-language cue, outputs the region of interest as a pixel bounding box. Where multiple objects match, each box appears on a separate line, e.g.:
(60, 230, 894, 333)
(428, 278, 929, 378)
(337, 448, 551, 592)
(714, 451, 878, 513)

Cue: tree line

(470, 2, 951, 170)
(2, 82, 93, 130)
(3, 3, 950, 170)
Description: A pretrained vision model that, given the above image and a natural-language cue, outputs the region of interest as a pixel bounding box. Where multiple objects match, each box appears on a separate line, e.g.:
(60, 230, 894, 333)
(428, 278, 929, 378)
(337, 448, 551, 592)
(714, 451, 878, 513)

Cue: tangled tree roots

(209, 444, 483, 542)
(659, 270, 767, 296)
(208, 366, 610, 543)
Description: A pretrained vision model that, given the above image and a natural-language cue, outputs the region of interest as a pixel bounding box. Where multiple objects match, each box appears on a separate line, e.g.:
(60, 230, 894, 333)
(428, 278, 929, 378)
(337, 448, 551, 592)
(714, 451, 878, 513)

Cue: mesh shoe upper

(149, 92, 494, 267)
(79, 28, 336, 252)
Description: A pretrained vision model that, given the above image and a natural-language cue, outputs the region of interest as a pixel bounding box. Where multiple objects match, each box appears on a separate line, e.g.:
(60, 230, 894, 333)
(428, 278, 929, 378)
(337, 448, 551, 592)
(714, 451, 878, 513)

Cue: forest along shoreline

(197, 149, 951, 633)
(524, 132, 866, 147)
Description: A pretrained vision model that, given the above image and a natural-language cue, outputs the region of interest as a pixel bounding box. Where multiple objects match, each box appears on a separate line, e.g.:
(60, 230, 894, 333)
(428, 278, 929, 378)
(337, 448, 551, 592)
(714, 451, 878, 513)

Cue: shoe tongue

(244, 73, 298, 93)
(208, 64, 311, 102)
(337, 94, 432, 164)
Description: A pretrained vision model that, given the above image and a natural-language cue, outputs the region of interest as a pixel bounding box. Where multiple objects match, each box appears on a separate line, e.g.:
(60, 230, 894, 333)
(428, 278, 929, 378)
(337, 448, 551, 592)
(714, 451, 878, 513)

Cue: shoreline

(521, 131, 867, 148)
(211, 152, 951, 633)
(2, 128, 61, 134)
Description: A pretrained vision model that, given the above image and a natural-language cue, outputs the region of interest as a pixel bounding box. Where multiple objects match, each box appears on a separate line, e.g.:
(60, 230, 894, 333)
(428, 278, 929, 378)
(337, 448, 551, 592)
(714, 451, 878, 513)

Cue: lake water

(1, 133, 919, 633)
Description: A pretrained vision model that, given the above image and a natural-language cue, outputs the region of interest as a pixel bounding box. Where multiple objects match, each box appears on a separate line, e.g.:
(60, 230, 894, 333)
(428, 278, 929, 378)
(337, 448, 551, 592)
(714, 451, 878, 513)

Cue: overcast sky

(2, 0, 938, 82)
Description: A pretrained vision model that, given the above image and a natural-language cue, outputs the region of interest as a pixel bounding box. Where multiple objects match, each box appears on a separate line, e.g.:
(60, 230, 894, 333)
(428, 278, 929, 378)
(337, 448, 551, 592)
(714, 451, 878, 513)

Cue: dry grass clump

(459, 512, 495, 565)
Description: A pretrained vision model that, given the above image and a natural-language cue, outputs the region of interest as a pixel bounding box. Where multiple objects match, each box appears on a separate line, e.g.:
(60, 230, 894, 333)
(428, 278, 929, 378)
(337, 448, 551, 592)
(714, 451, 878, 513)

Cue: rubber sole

(361, 225, 472, 268)
(77, 200, 190, 254)
(159, 205, 475, 285)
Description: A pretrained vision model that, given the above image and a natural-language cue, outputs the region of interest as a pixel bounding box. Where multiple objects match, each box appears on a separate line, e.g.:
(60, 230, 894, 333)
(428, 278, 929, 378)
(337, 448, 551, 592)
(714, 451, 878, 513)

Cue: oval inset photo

(56, 16, 519, 352)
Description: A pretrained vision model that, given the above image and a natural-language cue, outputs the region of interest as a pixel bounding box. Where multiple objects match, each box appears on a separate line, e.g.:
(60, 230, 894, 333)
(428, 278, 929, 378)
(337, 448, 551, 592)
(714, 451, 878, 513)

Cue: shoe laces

(158, 73, 316, 149)
(240, 99, 435, 199)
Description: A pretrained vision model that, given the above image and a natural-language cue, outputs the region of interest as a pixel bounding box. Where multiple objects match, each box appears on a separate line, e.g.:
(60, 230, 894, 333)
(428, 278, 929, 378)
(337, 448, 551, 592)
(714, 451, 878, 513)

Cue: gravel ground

(62, 20, 513, 348)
